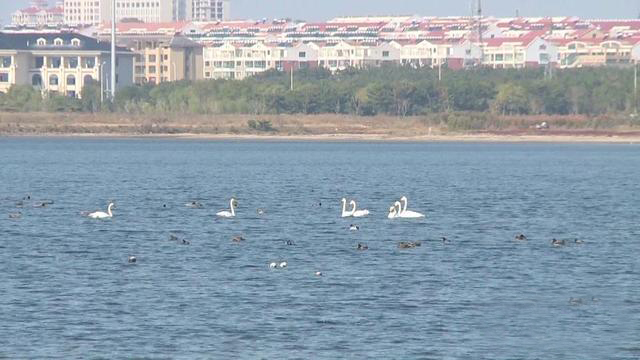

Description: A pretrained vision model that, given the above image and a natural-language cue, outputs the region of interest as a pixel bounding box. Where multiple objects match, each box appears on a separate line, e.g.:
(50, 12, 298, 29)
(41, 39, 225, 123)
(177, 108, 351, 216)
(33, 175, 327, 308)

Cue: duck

(232, 235, 246, 243)
(551, 238, 566, 247)
(398, 242, 416, 249)
(398, 241, 422, 249)
(128, 256, 137, 264)
(349, 224, 360, 231)
(284, 240, 295, 246)
(269, 262, 278, 269)
(88, 202, 115, 219)
(256, 208, 265, 215)
(574, 238, 584, 244)
(169, 234, 179, 241)
(279, 261, 287, 268)
(515, 234, 527, 241)
(216, 198, 237, 218)
(442, 237, 450, 243)
(185, 201, 204, 209)
(357, 243, 369, 251)
(569, 297, 583, 305)
(315, 271, 323, 277)
(9, 212, 22, 219)
(181, 239, 191, 245)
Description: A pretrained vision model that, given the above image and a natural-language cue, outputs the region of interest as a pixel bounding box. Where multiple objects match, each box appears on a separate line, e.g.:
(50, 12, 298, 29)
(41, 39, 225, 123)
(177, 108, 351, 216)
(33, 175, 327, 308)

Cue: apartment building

(192, 0, 230, 21)
(11, 1, 64, 28)
(203, 42, 284, 80)
(0, 32, 133, 97)
(63, 0, 230, 26)
(63, 0, 110, 26)
(553, 38, 634, 68)
(132, 36, 203, 84)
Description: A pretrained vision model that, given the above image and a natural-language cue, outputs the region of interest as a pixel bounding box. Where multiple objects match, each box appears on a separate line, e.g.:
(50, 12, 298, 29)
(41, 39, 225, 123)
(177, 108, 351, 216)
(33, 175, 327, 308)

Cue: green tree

(493, 83, 531, 115)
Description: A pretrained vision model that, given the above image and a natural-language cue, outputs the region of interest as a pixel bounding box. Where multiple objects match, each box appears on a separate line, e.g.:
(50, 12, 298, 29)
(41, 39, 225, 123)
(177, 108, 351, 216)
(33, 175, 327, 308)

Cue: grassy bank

(1, 112, 640, 141)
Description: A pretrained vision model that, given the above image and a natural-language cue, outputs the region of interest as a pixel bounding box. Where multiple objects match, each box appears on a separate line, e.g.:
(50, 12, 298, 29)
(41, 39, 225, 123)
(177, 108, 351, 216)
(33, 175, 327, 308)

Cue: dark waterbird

(515, 234, 527, 241)
(357, 243, 368, 251)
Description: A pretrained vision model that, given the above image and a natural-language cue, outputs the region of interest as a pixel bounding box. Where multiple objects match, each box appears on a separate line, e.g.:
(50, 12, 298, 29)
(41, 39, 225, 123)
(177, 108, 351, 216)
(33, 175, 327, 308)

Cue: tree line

(0, 66, 638, 116)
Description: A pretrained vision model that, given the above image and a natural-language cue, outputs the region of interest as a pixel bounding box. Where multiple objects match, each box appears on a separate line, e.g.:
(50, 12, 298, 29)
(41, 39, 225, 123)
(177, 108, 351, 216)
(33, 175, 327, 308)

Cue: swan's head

(231, 198, 238, 207)
(388, 206, 397, 215)
(400, 196, 408, 202)
(108, 202, 115, 209)
(341, 198, 347, 203)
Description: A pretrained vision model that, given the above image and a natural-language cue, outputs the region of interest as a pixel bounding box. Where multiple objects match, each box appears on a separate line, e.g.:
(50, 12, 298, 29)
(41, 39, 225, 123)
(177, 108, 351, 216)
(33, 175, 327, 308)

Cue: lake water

(1, 138, 639, 359)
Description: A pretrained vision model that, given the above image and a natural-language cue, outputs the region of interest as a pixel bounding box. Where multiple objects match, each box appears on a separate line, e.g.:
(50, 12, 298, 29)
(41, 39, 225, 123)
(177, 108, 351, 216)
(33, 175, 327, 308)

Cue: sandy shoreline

(3, 132, 640, 143)
(2, 112, 640, 143)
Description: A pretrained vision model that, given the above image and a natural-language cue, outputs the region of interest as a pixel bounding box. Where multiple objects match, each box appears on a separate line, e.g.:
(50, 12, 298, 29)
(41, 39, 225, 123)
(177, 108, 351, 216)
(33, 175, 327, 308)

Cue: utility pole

(477, 0, 483, 66)
(110, 0, 116, 98)
(290, 65, 294, 91)
(635, 60, 638, 113)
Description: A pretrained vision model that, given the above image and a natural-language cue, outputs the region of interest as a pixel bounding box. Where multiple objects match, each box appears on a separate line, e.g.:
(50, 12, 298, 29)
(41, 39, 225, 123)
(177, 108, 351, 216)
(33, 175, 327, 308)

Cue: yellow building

(132, 36, 203, 84)
(0, 32, 134, 97)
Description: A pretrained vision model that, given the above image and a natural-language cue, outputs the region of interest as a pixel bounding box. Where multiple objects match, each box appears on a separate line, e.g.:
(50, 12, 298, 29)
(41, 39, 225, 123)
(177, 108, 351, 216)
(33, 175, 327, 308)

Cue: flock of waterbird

(7, 193, 585, 276)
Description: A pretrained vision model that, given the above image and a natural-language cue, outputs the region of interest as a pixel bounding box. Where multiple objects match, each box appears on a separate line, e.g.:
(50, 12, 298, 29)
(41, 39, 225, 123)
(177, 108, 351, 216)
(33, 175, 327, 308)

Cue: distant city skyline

(2, 0, 640, 25)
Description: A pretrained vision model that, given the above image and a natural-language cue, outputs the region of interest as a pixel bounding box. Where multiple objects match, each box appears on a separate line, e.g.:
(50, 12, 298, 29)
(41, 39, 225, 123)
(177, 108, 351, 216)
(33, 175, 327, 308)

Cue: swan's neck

(229, 199, 235, 216)
(401, 198, 408, 213)
(349, 201, 357, 214)
(341, 199, 348, 215)
(107, 203, 113, 217)
(395, 202, 402, 214)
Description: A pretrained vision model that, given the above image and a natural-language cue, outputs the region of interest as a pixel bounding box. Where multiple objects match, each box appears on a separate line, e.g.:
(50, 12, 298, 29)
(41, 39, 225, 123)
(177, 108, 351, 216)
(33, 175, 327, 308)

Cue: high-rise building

(63, 0, 229, 26)
(63, 0, 111, 26)
(191, 0, 229, 21)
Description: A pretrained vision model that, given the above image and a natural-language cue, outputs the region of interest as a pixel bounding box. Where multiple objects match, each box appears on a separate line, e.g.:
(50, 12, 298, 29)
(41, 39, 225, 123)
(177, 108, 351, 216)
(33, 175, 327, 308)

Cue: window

(298, 51, 306, 58)
(50, 57, 61, 68)
(37, 38, 46, 46)
(67, 57, 79, 68)
(205, 72, 211, 77)
(149, 65, 156, 74)
(32, 74, 43, 87)
(205, 61, 210, 67)
(0, 56, 11, 68)
(163, 54, 168, 60)
(148, 55, 156, 62)
(67, 75, 76, 85)
(382, 51, 390, 58)
(71, 38, 81, 46)
(49, 75, 59, 85)
(82, 57, 95, 68)
(54, 38, 64, 46)
(83, 75, 93, 84)
(0, 73, 8, 82)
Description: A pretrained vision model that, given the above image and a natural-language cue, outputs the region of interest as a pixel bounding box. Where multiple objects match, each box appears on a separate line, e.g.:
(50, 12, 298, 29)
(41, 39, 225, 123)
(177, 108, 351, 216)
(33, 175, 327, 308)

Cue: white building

(191, 0, 230, 21)
(63, 0, 229, 26)
(12, 1, 64, 28)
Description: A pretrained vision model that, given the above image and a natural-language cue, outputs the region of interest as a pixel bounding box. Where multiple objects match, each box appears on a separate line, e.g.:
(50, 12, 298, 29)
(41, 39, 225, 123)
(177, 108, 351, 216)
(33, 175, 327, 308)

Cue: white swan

(398, 197, 425, 218)
(388, 205, 399, 219)
(216, 198, 237, 218)
(341, 198, 353, 218)
(88, 202, 114, 219)
(349, 200, 370, 217)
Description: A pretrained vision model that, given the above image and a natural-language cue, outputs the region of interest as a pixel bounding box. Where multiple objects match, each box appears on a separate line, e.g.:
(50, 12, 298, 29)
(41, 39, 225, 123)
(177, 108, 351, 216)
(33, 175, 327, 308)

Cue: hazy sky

(2, 0, 639, 24)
